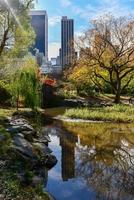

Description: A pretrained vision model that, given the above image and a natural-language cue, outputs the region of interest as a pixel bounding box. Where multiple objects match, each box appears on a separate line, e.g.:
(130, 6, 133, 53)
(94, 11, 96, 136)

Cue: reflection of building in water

(60, 131, 78, 181)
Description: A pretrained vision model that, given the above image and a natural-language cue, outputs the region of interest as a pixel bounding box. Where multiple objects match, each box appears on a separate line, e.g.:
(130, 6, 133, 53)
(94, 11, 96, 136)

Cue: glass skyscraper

(30, 10, 48, 61)
(61, 16, 74, 69)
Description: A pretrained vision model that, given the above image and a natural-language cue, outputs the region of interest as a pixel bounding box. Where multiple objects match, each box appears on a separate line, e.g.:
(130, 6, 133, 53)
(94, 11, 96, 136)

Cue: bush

(0, 86, 11, 104)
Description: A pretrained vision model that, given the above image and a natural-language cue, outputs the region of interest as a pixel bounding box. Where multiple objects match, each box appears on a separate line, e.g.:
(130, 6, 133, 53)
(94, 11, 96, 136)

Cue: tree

(0, 0, 35, 58)
(0, 0, 36, 87)
(10, 56, 40, 110)
(68, 60, 96, 95)
(78, 15, 134, 103)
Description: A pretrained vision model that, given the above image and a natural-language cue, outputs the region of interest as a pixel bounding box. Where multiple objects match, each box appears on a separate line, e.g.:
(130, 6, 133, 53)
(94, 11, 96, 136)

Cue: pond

(43, 120, 134, 200)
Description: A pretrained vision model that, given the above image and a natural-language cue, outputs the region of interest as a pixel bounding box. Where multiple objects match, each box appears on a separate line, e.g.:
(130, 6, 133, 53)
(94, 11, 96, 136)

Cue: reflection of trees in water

(76, 140, 134, 200)
(45, 122, 134, 199)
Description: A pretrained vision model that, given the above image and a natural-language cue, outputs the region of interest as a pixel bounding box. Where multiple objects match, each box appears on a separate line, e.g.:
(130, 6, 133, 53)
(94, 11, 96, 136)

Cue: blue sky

(35, 0, 134, 59)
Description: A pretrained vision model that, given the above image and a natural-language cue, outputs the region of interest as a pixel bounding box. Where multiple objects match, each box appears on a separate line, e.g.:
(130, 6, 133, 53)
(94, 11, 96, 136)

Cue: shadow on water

(43, 120, 134, 200)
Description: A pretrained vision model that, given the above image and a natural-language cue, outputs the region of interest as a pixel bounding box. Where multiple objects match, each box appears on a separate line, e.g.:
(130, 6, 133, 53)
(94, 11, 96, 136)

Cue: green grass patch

(64, 105, 134, 122)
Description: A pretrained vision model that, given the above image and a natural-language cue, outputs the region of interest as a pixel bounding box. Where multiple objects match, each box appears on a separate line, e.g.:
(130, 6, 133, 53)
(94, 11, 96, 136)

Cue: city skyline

(35, 0, 134, 59)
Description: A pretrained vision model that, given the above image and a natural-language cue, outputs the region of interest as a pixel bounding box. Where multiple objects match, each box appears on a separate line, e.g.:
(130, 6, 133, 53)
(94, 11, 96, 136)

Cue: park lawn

(64, 104, 134, 123)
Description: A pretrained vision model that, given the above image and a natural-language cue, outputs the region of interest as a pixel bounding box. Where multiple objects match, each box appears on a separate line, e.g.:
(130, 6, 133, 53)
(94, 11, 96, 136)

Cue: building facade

(30, 10, 48, 61)
(61, 16, 74, 69)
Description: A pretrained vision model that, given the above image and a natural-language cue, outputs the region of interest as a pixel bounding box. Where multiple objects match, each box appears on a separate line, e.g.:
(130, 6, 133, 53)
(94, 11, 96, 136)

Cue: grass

(64, 104, 134, 122)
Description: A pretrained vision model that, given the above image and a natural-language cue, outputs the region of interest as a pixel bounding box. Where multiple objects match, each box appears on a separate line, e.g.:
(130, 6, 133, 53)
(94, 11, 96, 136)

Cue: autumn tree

(78, 15, 134, 103)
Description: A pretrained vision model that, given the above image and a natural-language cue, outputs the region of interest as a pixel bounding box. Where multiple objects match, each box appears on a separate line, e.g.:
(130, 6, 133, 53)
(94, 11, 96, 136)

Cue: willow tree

(78, 15, 134, 103)
(10, 57, 40, 110)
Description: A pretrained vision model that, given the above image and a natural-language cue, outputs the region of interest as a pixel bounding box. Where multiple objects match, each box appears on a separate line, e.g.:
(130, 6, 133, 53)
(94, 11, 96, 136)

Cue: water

(44, 121, 134, 200)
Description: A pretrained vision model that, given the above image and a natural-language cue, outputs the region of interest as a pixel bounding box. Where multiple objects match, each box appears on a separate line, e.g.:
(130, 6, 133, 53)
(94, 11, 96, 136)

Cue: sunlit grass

(64, 105, 134, 122)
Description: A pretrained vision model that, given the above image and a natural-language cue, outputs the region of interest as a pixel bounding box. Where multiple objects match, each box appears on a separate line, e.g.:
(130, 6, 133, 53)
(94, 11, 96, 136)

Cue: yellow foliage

(69, 64, 93, 85)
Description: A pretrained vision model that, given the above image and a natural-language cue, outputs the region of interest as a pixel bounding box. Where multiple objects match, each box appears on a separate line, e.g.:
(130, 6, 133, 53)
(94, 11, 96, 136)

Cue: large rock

(33, 142, 52, 154)
(45, 154, 57, 169)
(13, 136, 36, 159)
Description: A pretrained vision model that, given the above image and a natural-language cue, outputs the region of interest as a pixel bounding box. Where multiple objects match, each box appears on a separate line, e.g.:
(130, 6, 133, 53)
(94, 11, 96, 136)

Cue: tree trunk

(114, 91, 121, 104)
(114, 74, 121, 104)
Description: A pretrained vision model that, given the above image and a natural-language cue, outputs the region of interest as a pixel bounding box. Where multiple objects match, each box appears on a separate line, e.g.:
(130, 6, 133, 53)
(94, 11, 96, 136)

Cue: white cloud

(59, 0, 134, 22)
(49, 16, 61, 27)
(48, 42, 61, 59)
(75, 26, 86, 38)
(59, 0, 72, 7)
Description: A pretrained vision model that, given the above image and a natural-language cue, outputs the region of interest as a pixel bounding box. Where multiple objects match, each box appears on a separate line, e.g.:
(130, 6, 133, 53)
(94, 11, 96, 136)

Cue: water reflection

(45, 122, 134, 200)
(60, 131, 78, 181)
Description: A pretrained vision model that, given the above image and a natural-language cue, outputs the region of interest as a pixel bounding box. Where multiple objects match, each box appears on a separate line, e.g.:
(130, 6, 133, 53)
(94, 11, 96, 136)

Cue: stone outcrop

(8, 116, 57, 169)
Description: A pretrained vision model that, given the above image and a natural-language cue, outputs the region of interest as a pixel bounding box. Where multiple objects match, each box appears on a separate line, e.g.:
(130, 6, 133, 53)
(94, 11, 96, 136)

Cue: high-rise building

(60, 131, 78, 181)
(61, 16, 74, 69)
(30, 10, 48, 61)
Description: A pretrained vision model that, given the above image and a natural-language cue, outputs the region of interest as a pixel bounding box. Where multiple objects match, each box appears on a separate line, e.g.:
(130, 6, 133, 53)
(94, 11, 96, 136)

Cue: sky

(35, 0, 134, 59)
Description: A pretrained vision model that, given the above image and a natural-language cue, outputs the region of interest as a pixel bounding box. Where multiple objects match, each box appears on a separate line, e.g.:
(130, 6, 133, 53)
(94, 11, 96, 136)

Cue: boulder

(45, 154, 57, 169)
(13, 136, 36, 159)
(33, 142, 52, 154)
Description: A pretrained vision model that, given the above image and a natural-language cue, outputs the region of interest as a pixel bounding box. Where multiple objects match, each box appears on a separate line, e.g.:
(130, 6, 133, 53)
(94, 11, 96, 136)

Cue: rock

(32, 176, 44, 186)
(44, 135, 51, 142)
(21, 124, 34, 132)
(17, 133, 24, 138)
(10, 118, 28, 126)
(0, 194, 5, 199)
(22, 131, 33, 142)
(7, 126, 19, 133)
(45, 154, 57, 169)
(13, 136, 36, 159)
(33, 142, 52, 154)
(48, 193, 57, 200)
(33, 138, 48, 145)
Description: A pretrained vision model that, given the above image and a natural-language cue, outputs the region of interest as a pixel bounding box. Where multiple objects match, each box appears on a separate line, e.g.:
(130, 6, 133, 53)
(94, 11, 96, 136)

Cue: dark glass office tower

(30, 10, 48, 61)
(61, 16, 74, 69)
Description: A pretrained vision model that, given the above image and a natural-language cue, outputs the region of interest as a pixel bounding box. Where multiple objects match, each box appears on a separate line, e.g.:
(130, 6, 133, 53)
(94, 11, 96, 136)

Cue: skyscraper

(61, 16, 74, 69)
(30, 10, 48, 61)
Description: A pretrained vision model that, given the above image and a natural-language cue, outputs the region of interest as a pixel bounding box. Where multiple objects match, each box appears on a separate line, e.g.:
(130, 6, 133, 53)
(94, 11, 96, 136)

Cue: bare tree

(78, 15, 134, 103)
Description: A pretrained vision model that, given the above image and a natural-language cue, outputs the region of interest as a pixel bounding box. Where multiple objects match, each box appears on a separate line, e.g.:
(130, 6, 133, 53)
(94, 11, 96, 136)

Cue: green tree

(10, 56, 40, 110)
(0, 0, 36, 103)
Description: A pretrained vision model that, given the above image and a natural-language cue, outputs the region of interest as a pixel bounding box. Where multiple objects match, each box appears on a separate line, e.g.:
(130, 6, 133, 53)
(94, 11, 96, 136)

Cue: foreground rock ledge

(8, 116, 57, 169)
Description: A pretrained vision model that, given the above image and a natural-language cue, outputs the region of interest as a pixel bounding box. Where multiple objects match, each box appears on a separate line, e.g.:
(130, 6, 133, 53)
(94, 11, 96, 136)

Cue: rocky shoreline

(0, 114, 57, 200)
(8, 116, 57, 169)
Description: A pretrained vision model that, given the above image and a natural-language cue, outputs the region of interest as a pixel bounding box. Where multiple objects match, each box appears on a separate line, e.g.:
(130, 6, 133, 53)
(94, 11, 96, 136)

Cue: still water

(44, 121, 134, 200)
